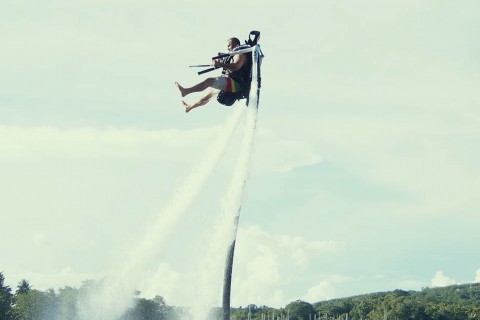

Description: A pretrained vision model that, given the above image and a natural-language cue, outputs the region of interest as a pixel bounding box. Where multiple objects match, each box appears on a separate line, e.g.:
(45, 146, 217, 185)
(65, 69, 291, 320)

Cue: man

(175, 37, 247, 113)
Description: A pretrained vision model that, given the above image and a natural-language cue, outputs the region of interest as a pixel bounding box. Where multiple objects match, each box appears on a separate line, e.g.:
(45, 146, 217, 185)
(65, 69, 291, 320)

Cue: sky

(1, 0, 480, 310)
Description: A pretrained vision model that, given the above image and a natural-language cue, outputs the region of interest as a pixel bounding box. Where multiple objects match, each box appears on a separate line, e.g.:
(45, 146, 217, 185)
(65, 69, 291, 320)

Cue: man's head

(227, 37, 241, 51)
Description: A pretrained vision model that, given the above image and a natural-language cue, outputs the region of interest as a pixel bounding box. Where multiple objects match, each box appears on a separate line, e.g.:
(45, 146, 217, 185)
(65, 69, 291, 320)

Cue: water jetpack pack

(191, 31, 264, 107)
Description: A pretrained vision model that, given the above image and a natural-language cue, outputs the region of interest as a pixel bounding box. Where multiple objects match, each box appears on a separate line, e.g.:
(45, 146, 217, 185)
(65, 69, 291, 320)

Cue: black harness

(217, 50, 251, 106)
(217, 31, 260, 107)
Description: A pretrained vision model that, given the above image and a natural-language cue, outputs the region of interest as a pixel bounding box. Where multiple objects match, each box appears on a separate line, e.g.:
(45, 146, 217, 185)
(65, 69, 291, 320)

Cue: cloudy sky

(1, 0, 479, 309)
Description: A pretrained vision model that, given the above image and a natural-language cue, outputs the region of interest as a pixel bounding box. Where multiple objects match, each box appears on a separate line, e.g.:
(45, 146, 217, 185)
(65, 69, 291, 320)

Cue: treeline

(2, 271, 480, 320)
(228, 284, 480, 320)
(311, 283, 480, 320)
(0, 272, 181, 320)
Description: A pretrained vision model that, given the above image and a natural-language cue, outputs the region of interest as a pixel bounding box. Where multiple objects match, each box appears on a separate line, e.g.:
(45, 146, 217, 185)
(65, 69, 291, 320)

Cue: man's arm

(213, 54, 246, 71)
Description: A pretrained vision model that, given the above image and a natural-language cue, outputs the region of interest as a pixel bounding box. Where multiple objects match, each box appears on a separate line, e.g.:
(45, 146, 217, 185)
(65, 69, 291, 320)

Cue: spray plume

(79, 105, 244, 320)
(81, 45, 262, 320)
(190, 73, 260, 319)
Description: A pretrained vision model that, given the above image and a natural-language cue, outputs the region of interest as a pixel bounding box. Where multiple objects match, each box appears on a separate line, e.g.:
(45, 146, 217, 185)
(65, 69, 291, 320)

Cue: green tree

(316, 299, 353, 318)
(56, 286, 80, 320)
(350, 299, 374, 320)
(16, 280, 32, 295)
(285, 300, 314, 320)
(0, 272, 14, 320)
(385, 296, 423, 320)
(13, 289, 57, 320)
(153, 295, 166, 308)
(121, 295, 169, 320)
(467, 306, 480, 320)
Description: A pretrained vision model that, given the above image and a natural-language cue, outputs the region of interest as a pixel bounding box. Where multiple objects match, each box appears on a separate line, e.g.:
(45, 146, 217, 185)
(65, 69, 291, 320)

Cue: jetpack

(190, 31, 264, 108)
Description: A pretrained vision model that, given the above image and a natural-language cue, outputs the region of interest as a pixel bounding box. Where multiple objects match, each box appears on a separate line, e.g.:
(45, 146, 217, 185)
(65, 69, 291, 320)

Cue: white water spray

(79, 105, 244, 320)
(81, 44, 263, 320)
(190, 70, 260, 320)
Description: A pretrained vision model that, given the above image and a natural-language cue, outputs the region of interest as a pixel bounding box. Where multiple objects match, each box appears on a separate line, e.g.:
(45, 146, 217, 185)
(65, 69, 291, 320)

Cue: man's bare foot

(182, 100, 193, 113)
(175, 82, 188, 97)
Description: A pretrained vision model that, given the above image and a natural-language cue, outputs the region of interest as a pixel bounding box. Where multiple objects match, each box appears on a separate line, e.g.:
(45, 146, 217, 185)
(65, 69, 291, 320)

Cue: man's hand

(212, 60, 222, 68)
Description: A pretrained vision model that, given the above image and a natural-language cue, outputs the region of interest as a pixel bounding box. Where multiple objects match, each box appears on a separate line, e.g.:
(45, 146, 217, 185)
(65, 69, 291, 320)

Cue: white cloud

(0, 125, 215, 161)
(301, 275, 351, 303)
(475, 269, 480, 283)
(231, 225, 345, 307)
(31, 232, 48, 247)
(8, 268, 101, 292)
(431, 270, 456, 287)
(269, 111, 480, 220)
(141, 263, 181, 303)
(253, 129, 322, 173)
(122, 225, 345, 308)
(0, 125, 322, 176)
(397, 279, 425, 291)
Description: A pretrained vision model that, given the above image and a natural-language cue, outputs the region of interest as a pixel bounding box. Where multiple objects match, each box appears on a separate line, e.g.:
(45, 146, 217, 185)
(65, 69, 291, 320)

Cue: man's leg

(183, 89, 217, 113)
(176, 78, 216, 97)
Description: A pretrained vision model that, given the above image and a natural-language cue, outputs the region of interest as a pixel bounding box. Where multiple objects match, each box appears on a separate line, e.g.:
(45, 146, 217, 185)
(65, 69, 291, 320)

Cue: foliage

(312, 283, 480, 320)
(1, 273, 186, 320)
(56, 286, 80, 320)
(120, 295, 180, 320)
(16, 280, 32, 296)
(1, 271, 479, 320)
(0, 272, 14, 320)
(13, 289, 57, 320)
(230, 284, 480, 320)
(231, 304, 281, 320)
(285, 300, 315, 320)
